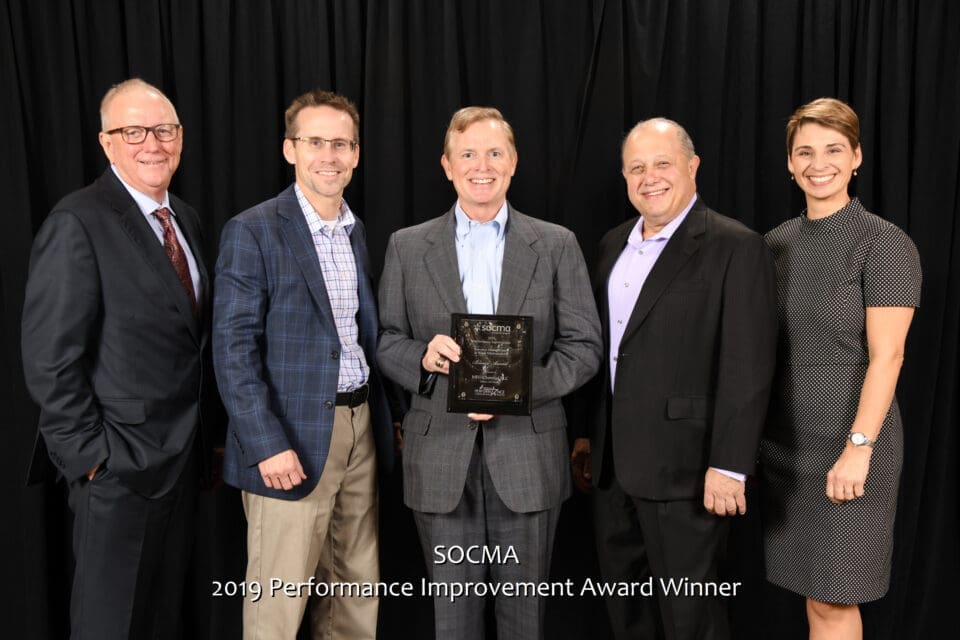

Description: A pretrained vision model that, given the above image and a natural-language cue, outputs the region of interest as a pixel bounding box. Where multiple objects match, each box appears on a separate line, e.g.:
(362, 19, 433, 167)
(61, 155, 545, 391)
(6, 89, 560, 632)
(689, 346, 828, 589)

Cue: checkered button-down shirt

(295, 185, 369, 391)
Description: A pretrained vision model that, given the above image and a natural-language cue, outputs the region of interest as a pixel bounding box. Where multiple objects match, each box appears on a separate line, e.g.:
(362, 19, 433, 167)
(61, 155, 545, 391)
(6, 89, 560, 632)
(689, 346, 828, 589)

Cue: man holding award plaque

(377, 107, 602, 639)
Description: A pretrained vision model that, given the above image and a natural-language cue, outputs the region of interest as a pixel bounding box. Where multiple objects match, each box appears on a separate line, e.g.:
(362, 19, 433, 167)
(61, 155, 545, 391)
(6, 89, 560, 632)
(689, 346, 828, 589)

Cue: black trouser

(593, 474, 731, 640)
(67, 449, 199, 640)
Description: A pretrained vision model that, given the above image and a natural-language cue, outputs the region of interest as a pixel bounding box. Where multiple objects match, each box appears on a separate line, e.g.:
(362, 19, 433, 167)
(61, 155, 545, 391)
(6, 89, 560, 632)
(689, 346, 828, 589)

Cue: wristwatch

(847, 432, 875, 448)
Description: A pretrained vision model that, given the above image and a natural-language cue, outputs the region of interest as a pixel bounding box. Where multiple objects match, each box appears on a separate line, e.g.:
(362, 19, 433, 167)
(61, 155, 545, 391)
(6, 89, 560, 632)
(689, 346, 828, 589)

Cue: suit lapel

(595, 217, 637, 308)
(170, 196, 212, 345)
(595, 217, 637, 360)
(171, 195, 209, 301)
(276, 187, 337, 328)
(619, 202, 705, 346)
(423, 209, 467, 314)
(100, 171, 201, 344)
(496, 206, 539, 316)
(349, 219, 377, 342)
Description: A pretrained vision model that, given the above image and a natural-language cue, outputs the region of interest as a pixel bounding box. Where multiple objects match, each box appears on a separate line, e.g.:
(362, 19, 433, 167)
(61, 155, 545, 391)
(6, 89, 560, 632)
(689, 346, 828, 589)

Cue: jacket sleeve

(376, 232, 432, 394)
(530, 229, 603, 407)
(21, 211, 109, 482)
(212, 217, 291, 466)
(708, 233, 778, 474)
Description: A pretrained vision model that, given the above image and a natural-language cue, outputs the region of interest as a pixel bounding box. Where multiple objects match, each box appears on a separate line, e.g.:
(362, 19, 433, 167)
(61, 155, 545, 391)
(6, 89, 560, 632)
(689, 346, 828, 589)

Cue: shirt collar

(111, 164, 172, 216)
(454, 200, 509, 243)
(628, 194, 698, 249)
(294, 184, 355, 235)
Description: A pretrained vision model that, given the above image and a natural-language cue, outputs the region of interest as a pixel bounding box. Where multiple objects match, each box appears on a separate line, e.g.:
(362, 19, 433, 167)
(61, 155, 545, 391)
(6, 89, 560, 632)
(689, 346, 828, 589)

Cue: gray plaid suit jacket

(378, 204, 602, 513)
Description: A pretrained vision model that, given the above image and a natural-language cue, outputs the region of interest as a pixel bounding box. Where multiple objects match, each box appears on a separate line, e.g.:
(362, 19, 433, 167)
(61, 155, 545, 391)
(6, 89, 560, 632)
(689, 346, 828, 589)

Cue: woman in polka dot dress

(761, 98, 921, 640)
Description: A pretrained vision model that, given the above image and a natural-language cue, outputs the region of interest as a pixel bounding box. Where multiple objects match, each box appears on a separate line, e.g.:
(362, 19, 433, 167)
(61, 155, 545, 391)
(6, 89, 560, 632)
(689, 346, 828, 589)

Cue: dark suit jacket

(588, 198, 777, 500)
(213, 185, 393, 501)
(377, 204, 602, 514)
(21, 169, 212, 499)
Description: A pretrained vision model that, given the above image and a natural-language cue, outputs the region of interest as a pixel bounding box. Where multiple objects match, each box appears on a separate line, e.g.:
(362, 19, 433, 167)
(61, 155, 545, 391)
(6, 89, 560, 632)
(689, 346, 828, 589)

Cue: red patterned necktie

(154, 207, 198, 317)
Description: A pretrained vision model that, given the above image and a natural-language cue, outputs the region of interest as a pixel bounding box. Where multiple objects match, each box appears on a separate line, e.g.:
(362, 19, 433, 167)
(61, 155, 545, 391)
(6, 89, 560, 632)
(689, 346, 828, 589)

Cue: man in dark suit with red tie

(21, 78, 212, 638)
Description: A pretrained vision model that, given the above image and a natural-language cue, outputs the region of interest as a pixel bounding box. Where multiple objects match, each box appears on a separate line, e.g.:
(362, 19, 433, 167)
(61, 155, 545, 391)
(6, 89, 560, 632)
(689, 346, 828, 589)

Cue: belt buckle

(353, 384, 368, 407)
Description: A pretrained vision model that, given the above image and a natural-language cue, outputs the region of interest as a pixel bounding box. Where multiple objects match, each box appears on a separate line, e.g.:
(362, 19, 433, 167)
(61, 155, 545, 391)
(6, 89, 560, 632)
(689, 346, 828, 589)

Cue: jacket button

(330, 351, 339, 360)
(467, 421, 478, 430)
(324, 400, 334, 409)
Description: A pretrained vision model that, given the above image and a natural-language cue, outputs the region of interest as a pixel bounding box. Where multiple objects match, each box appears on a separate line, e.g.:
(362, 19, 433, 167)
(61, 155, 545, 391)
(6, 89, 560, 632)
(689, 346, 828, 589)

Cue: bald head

(100, 78, 179, 131)
(623, 118, 696, 164)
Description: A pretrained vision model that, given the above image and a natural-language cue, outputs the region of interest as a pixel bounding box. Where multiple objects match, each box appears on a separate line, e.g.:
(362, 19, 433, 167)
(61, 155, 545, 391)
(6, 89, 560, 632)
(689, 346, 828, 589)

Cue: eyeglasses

(288, 137, 357, 154)
(104, 123, 182, 144)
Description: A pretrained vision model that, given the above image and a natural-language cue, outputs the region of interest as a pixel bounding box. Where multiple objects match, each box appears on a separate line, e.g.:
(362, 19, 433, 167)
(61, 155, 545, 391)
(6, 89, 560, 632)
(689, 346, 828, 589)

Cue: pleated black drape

(2, 1, 957, 638)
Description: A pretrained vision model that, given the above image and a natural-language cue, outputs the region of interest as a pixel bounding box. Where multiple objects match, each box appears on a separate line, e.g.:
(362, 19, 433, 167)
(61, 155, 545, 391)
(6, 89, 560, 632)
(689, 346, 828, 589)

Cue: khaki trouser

(242, 402, 379, 639)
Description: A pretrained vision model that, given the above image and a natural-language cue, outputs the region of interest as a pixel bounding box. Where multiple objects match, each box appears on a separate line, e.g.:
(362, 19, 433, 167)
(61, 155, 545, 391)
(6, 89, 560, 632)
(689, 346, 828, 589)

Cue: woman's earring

(853, 169, 858, 176)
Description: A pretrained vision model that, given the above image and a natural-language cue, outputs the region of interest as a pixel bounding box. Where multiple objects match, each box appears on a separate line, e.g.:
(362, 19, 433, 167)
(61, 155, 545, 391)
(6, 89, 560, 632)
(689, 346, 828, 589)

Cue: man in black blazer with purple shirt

(571, 118, 777, 640)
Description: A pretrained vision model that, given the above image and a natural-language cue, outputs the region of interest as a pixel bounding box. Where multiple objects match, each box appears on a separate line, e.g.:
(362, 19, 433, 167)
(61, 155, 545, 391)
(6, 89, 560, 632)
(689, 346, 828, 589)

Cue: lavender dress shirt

(606, 196, 744, 482)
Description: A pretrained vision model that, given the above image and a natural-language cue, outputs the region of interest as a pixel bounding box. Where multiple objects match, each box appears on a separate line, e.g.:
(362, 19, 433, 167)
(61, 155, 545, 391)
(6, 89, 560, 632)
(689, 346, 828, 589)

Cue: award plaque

(447, 314, 533, 416)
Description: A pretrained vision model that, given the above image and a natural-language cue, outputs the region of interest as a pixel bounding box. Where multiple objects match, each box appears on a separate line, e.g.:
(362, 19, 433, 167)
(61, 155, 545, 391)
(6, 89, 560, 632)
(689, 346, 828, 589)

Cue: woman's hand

(825, 444, 873, 504)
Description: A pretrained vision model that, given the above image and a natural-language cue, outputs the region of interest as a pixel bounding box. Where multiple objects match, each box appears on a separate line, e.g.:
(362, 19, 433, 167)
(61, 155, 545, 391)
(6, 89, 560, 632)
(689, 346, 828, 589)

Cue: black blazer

(22, 169, 214, 498)
(588, 198, 777, 500)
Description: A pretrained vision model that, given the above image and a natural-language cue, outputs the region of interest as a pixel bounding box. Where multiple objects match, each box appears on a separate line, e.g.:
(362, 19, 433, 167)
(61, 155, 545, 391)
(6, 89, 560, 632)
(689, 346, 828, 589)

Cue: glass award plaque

(447, 314, 533, 416)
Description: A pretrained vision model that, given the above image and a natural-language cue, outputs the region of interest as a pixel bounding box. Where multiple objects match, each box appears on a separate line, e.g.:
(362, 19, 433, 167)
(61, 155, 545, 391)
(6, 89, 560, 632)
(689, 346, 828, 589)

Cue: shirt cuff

(712, 467, 746, 482)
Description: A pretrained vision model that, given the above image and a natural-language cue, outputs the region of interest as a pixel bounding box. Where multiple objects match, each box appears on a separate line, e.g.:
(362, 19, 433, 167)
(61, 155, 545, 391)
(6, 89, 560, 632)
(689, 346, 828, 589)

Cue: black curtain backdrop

(2, 1, 958, 638)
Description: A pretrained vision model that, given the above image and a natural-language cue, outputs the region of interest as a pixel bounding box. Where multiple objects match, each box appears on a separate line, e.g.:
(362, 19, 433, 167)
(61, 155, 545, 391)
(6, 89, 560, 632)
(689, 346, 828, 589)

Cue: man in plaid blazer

(213, 90, 392, 639)
(377, 107, 602, 639)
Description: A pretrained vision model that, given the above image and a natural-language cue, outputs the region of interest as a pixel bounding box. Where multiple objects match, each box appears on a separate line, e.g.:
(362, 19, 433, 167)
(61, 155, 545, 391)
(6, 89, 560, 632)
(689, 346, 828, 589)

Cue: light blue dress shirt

(454, 201, 508, 314)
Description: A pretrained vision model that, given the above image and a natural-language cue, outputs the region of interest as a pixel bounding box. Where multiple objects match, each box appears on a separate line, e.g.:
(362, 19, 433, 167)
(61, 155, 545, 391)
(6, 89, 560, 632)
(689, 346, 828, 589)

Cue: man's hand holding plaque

(420, 333, 496, 422)
(446, 314, 533, 416)
(423, 333, 495, 422)
(422, 333, 460, 375)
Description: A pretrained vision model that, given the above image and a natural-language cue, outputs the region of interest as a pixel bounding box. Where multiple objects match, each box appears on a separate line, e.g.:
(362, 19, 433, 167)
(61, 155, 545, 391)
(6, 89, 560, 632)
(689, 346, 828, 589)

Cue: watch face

(850, 433, 866, 445)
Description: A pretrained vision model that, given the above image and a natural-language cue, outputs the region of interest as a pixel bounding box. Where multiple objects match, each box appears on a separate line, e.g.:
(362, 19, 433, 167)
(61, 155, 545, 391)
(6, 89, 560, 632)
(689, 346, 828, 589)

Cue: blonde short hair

(443, 106, 516, 157)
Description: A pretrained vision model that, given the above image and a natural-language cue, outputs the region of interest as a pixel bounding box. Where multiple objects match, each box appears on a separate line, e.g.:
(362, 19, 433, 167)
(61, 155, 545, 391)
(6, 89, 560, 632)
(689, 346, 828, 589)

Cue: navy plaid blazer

(213, 185, 393, 500)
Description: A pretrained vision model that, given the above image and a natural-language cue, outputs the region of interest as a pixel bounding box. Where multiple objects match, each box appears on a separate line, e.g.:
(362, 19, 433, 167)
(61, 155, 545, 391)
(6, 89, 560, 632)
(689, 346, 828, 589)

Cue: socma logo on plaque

(446, 313, 533, 416)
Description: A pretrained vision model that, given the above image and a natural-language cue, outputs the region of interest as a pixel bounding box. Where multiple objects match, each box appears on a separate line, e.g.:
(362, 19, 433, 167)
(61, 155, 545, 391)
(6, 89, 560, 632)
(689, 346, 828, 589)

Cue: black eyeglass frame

(104, 123, 182, 143)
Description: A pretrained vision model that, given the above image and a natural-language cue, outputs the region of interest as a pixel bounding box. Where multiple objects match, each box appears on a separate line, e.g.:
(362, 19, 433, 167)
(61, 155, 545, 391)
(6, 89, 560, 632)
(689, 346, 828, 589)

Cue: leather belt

(335, 384, 369, 408)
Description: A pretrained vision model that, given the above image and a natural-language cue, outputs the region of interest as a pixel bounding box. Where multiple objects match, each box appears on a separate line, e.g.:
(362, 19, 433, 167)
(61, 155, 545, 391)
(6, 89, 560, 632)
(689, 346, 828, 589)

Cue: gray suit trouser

(413, 428, 561, 640)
